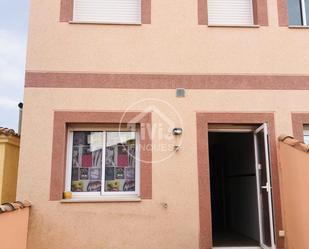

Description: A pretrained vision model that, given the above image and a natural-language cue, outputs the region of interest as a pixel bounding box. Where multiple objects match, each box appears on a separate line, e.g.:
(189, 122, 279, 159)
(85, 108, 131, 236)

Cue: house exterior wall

(0, 207, 30, 249)
(0, 136, 20, 203)
(18, 0, 309, 249)
(26, 0, 309, 75)
(18, 88, 309, 249)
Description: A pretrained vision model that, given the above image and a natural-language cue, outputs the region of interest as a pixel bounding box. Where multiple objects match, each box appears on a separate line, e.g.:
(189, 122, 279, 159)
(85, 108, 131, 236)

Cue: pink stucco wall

(279, 142, 309, 249)
(0, 208, 30, 249)
(26, 0, 309, 74)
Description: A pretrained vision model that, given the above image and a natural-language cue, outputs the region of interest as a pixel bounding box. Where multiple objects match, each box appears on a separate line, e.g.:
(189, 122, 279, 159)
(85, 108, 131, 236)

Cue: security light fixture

(172, 128, 183, 135)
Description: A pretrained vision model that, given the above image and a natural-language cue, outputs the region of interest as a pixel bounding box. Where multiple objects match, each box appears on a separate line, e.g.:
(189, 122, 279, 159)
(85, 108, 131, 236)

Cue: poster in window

(125, 167, 135, 180)
(106, 180, 120, 192)
(117, 145, 128, 167)
(87, 181, 101, 192)
(92, 149, 102, 167)
(80, 168, 89, 180)
(82, 152, 92, 167)
(73, 132, 88, 145)
(123, 180, 135, 191)
(115, 167, 125, 179)
(105, 167, 115, 181)
(90, 168, 101, 180)
(72, 168, 79, 181)
(128, 146, 135, 167)
(106, 147, 116, 167)
(71, 181, 84, 192)
(72, 147, 81, 168)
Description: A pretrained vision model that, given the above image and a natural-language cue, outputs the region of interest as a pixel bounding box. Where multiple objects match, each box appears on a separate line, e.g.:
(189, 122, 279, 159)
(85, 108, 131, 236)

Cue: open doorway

(208, 124, 275, 249)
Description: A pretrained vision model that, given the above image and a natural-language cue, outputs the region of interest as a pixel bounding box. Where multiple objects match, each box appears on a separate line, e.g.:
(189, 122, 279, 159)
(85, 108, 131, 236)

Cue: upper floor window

(208, 0, 254, 25)
(73, 0, 141, 24)
(288, 0, 309, 25)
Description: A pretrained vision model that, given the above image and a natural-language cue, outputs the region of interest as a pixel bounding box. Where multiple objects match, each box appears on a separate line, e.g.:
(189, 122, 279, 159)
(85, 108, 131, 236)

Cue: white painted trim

(301, 0, 307, 26)
(254, 124, 276, 249)
(213, 247, 261, 249)
(65, 132, 73, 192)
(262, 124, 276, 249)
(60, 197, 141, 203)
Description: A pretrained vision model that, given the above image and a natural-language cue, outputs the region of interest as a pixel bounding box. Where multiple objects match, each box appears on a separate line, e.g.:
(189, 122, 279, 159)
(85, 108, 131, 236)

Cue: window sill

(60, 197, 141, 203)
(288, 25, 309, 29)
(69, 21, 142, 26)
(207, 24, 260, 28)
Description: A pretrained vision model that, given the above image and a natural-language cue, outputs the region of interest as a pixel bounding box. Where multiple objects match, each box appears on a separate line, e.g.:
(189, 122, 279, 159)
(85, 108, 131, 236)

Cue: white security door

(254, 124, 276, 249)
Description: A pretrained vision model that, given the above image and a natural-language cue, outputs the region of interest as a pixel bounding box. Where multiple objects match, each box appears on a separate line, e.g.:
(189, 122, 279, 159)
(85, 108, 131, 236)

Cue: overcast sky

(0, 0, 29, 131)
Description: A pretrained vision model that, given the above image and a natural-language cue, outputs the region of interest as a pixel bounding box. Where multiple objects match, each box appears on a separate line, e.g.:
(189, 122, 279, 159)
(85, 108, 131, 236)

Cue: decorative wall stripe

(26, 71, 309, 90)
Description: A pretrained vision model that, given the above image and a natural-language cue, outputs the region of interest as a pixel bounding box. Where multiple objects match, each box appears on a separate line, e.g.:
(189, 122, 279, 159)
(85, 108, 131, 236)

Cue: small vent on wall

(176, 88, 186, 97)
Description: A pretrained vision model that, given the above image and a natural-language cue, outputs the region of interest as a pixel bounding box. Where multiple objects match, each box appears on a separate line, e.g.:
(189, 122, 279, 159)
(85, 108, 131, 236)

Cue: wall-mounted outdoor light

(172, 128, 183, 136)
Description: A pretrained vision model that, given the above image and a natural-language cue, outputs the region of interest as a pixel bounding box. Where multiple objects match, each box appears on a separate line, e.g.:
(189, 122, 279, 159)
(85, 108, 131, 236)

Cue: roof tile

(0, 127, 19, 137)
(0, 201, 31, 214)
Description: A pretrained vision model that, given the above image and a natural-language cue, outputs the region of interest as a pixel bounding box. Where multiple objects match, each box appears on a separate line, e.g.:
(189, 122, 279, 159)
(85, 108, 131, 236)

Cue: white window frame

(300, 0, 308, 26)
(304, 125, 309, 144)
(65, 128, 140, 199)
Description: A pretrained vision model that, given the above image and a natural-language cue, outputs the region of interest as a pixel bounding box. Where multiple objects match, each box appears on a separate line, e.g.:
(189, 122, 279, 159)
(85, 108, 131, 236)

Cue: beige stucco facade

(18, 0, 309, 248)
(26, 0, 309, 75)
(17, 88, 309, 249)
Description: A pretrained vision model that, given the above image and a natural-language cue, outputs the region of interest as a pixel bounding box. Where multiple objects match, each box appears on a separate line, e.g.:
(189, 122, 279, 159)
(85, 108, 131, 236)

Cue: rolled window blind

(208, 0, 254, 25)
(73, 0, 141, 24)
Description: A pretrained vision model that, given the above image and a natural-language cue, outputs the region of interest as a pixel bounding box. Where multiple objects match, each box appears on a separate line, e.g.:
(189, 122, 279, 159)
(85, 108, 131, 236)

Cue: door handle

(261, 182, 271, 192)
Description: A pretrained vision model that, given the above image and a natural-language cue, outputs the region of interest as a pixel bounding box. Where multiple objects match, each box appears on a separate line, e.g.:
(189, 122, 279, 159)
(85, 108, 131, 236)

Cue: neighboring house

(18, 1, 309, 249)
(0, 128, 20, 203)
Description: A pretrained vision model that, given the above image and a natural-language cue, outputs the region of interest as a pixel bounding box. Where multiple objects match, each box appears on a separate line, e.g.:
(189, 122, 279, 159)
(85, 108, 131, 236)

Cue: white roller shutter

(73, 0, 141, 24)
(208, 0, 254, 25)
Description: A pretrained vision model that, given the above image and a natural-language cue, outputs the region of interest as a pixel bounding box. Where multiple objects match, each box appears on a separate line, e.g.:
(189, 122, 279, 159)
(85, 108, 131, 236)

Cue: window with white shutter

(208, 0, 254, 25)
(73, 0, 141, 24)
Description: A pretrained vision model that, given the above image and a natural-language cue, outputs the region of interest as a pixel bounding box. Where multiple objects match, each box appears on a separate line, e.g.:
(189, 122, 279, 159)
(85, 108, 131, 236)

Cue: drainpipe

(18, 102, 23, 135)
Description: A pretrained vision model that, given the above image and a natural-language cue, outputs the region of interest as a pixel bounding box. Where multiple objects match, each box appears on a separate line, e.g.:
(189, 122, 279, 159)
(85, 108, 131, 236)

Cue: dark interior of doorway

(209, 132, 260, 247)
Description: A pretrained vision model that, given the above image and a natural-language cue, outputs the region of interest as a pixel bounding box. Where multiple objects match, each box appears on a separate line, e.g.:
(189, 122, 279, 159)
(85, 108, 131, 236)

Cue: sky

(0, 0, 29, 131)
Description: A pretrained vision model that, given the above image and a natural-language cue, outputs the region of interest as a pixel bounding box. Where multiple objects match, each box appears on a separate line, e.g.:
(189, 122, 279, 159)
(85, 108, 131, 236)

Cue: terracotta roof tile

(0, 201, 31, 214)
(0, 127, 19, 137)
(278, 134, 309, 153)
